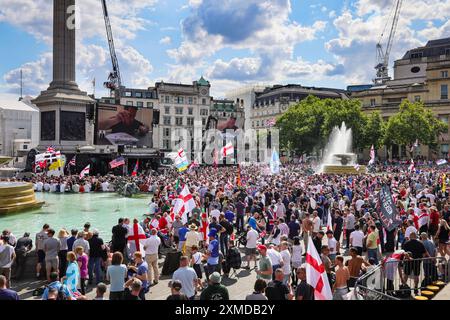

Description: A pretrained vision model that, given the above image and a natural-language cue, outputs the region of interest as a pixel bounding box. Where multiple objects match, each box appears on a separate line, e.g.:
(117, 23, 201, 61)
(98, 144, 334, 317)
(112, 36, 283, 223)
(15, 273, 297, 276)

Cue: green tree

(362, 111, 385, 149)
(384, 100, 447, 155)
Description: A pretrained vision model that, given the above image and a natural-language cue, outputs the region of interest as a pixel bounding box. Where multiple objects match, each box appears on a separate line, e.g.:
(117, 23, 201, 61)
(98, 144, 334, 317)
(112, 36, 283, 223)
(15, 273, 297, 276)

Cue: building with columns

(350, 37, 450, 160)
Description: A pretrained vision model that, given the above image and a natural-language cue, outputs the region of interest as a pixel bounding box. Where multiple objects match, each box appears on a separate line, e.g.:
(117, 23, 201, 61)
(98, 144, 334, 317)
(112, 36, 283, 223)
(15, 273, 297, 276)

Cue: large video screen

(96, 105, 152, 147)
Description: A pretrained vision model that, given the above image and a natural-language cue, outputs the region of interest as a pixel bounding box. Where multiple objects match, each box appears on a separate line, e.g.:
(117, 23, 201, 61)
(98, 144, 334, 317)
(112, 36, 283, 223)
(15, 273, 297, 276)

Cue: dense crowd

(0, 163, 449, 300)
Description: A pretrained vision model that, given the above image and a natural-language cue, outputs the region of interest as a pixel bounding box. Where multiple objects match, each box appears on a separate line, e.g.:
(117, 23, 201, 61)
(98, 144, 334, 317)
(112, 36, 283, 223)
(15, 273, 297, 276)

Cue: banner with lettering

(378, 184, 401, 232)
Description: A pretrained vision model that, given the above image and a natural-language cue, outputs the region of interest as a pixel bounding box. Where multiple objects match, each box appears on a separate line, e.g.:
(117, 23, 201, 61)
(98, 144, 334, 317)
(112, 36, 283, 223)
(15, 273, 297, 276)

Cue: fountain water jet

(318, 122, 366, 174)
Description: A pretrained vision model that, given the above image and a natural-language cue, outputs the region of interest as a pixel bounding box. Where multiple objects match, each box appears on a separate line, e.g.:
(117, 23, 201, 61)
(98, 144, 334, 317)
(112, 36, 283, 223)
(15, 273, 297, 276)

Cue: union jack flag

(266, 118, 276, 127)
(46, 146, 56, 153)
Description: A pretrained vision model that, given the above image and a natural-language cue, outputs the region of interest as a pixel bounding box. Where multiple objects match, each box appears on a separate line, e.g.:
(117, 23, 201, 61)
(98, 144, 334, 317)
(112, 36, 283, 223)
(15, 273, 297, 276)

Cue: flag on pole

(173, 185, 196, 224)
(131, 160, 139, 177)
(368, 145, 375, 165)
(410, 139, 419, 153)
(327, 210, 333, 232)
(354, 164, 360, 171)
(174, 148, 190, 172)
(437, 159, 447, 166)
(270, 149, 281, 174)
(79, 164, 90, 179)
(46, 145, 56, 153)
(408, 159, 415, 172)
(68, 156, 76, 167)
(220, 142, 234, 158)
(266, 118, 276, 127)
(306, 236, 333, 300)
(109, 156, 125, 169)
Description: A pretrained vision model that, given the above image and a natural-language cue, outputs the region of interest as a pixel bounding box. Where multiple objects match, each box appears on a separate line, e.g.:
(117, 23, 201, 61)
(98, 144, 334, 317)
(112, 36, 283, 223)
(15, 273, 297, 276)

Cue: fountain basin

(321, 164, 366, 174)
(0, 182, 45, 214)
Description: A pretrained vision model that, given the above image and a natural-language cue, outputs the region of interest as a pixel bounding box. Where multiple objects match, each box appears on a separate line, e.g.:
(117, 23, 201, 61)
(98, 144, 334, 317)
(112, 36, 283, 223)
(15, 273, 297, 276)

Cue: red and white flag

(326, 210, 333, 232)
(418, 211, 429, 228)
(408, 159, 415, 172)
(306, 236, 333, 300)
(220, 142, 234, 158)
(127, 222, 146, 255)
(79, 164, 90, 179)
(173, 185, 196, 224)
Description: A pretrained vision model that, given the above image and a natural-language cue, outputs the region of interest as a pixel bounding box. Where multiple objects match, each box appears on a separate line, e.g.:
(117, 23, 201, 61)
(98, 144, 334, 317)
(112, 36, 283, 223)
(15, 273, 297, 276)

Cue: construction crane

(101, 0, 122, 95)
(374, 0, 403, 85)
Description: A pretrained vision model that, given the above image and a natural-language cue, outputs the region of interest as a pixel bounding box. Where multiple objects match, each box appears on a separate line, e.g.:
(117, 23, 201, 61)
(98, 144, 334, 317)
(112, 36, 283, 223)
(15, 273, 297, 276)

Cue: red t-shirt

(430, 211, 440, 225)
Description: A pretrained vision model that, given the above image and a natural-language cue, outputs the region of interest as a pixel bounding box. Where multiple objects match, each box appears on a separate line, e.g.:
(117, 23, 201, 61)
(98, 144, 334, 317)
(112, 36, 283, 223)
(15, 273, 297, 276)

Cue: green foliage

(362, 111, 385, 149)
(276, 96, 370, 153)
(384, 100, 447, 152)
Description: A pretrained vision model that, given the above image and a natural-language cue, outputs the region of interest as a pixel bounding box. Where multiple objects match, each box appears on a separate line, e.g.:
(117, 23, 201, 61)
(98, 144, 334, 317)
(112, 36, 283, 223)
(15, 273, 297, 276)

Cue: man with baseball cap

(200, 272, 229, 300)
(256, 245, 272, 283)
(205, 229, 220, 280)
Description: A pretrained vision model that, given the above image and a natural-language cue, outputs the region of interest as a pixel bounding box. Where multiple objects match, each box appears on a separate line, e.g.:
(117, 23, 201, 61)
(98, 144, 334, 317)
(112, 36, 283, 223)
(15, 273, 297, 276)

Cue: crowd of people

(0, 162, 449, 300)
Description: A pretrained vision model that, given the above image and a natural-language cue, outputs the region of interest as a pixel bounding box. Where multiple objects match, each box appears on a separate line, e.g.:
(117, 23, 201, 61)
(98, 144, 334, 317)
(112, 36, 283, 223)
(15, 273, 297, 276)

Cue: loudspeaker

(153, 110, 160, 125)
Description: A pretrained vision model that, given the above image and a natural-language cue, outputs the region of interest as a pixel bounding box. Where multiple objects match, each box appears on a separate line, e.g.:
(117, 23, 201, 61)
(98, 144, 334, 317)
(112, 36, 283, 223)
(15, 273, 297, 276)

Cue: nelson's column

(32, 0, 95, 152)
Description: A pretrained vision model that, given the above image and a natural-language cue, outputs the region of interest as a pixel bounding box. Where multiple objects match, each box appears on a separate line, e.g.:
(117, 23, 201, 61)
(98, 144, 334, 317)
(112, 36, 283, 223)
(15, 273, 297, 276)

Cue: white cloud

(159, 36, 172, 45)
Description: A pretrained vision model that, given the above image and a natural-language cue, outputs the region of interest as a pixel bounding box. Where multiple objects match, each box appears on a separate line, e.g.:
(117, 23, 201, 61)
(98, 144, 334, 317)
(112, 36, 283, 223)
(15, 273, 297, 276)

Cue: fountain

(319, 122, 366, 174)
(0, 182, 45, 214)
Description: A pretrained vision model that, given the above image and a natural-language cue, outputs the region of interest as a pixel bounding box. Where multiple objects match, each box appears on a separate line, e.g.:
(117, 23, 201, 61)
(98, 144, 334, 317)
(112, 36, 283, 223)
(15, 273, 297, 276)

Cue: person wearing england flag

(305, 235, 333, 300)
(126, 219, 146, 259)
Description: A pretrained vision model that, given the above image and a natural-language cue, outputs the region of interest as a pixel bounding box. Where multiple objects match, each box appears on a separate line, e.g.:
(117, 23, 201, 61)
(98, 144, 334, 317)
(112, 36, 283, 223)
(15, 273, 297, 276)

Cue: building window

(163, 116, 171, 125)
(174, 96, 184, 104)
(441, 84, 448, 100)
(125, 91, 132, 97)
(136, 101, 143, 107)
(202, 98, 206, 105)
(187, 118, 194, 126)
(165, 106, 170, 114)
(175, 117, 183, 125)
(414, 96, 421, 102)
(163, 140, 171, 149)
(188, 97, 193, 104)
(163, 128, 171, 137)
(135, 92, 142, 98)
(175, 107, 183, 115)
(370, 99, 376, 106)
(200, 109, 208, 116)
(165, 96, 170, 103)
(146, 92, 153, 99)
(252, 121, 255, 128)
(202, 118, 206, 126)
(439, 116, 449, 132)
(256, 121, 260, 127)
(193, 98, 197, 104)
(188, 108, 193, 115)
(442, 71, 449, 78)
(147, 102, 153, 108)
(126, 101, 133, 106)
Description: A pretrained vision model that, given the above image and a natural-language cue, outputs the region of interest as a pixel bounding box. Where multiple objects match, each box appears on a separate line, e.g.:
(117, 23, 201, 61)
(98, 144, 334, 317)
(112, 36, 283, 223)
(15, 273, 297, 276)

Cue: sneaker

(36, 273, 40, 278)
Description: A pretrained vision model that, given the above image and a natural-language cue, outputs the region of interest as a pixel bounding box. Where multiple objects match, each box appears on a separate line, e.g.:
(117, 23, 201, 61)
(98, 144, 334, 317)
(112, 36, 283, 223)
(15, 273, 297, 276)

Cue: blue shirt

(207, 240, 219, 265)
(137, 261, 149, 289)
(0, 288, 19, 300)
(178, 227, 188, 242)
(42, 281, 72, 300)
(248, 217, 257, 230)
(67, 236, 76, 251)
(107, 264, 127, 292)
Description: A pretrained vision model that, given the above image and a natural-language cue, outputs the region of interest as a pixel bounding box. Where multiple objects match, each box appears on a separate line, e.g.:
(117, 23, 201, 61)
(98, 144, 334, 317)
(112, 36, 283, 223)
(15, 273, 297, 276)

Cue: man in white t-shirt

(349, 225, 364, 256)
(267, 245, 283, 279)
(142, 229, 161, 285)
(101, 181, 109, 192)
(312, 211, 321, 236)
(244, 226, 259, 269)
(172, 256, 198, 299)
(279, 241, 291, 284)
(355, 197, 365, 212)
(36, 181, 44, 192)
(210, 205, 221, 221)
(405, 220, 418, 241)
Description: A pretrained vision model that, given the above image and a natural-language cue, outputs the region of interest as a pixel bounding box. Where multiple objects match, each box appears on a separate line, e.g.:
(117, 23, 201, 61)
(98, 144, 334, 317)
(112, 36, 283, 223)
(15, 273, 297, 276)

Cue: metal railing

(354, 256, 449, 300)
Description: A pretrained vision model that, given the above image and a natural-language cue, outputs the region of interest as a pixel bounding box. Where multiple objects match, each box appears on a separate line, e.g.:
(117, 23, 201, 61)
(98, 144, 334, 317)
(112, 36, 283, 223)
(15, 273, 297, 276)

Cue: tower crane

(374, 0, 403, 85)
(101, 0, 122, 95)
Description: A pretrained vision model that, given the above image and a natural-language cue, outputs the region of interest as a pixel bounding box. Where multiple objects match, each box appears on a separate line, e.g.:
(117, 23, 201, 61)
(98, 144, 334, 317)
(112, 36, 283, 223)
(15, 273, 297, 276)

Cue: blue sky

(0, 0, 449, 98)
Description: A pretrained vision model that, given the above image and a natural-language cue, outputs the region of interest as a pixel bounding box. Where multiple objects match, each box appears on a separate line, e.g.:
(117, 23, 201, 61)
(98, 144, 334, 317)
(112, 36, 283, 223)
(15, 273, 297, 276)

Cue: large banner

(96, 105, 152, 147)
(378, 184, 401, 232)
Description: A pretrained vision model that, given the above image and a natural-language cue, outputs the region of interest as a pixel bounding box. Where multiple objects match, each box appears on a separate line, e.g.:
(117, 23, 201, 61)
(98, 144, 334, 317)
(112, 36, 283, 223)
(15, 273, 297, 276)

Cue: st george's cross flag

(408, 159, 415, 172)
(220, 142, 234, 158)
(173, 185, 196, 224)
(79, 164, 90, 179)
(327, 210, 333, 232)
(68, 156, 76, 167)
(131, 160, 139, 177)
(126, 221, 146, 256)
(306, 236, 333, 300)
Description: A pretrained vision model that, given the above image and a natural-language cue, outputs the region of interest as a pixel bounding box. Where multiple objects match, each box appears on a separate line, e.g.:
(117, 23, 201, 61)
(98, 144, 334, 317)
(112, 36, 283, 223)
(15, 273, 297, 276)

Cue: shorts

(404, 260, 421, 276)
(429, 224, 438, 237)
(37, 250, 46, 263)
(45, 257, 59, 270)
(246, 248, 256, 256)
(193, 264, 202, 279)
